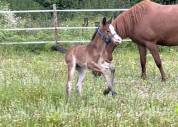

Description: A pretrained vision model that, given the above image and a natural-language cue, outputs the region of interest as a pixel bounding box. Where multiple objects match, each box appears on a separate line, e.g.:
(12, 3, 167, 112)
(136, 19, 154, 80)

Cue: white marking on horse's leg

(109, 63, 117, 96)
(66, 55, 76, 96)
(104, 70, 113, 90)
(100, 62, 116, 95)
(66, 80, 72, 96)
(109, 63, 115, 86)
(76, 68, 86, 96)
(87, 61, 116, 95)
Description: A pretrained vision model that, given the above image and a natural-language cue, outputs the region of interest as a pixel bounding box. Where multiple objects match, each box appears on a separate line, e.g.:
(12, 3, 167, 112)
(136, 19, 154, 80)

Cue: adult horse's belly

(157, 25, 178, 46)
(157, 41, 178, 46)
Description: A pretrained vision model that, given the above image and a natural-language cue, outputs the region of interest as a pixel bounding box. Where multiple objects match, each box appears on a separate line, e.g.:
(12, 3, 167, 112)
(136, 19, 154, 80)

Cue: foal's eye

(107, 30, 110, 33)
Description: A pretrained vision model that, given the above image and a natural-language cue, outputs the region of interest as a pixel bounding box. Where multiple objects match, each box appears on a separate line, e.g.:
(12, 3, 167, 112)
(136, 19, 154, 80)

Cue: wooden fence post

(53, 4, 58, 44)
(51, 4, 66, 53)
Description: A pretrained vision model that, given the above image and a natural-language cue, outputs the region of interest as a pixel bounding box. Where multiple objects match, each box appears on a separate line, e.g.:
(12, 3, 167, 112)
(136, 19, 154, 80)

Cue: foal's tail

(51, 44, 67, 53)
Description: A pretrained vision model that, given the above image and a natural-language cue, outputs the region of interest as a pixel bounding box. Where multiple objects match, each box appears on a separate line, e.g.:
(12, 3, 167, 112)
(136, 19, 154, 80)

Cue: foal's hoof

(111, 91, 117, 97)
(161, 78, 166, 82)
(103, 88, 110, 95)
(92, 71, 102, 77)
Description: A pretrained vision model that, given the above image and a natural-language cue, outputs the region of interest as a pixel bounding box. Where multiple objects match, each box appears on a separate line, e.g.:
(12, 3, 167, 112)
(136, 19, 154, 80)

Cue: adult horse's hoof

(111, 91, 117, 96)
(141, 73, 146, 80)
(103, 88, 110, 95)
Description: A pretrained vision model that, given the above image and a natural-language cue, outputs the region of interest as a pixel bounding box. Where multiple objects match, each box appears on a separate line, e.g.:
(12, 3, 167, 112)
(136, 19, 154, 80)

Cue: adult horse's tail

(51, 43, 67, 53)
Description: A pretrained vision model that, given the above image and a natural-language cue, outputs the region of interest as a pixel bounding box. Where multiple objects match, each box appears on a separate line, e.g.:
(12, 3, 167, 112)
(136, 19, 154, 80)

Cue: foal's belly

(75, 51, 100, 68)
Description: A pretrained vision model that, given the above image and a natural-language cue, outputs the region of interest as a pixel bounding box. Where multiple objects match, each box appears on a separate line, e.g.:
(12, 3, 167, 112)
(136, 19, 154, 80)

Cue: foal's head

(95, 17, 122, 45)
(92, 18, 122, 77)
(95, 17, 122, 62)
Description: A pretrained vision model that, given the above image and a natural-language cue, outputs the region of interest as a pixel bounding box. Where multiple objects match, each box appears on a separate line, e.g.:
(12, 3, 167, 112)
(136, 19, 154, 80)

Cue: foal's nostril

(106, 57, 112, 62)
(108, 55, 112, 62)
(109, 57, 113, 61)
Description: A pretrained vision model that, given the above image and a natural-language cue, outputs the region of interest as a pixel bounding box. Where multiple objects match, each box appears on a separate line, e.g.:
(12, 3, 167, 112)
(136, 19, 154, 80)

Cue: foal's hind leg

(66, 63, 75, 96)
(76, 67, 86, 96)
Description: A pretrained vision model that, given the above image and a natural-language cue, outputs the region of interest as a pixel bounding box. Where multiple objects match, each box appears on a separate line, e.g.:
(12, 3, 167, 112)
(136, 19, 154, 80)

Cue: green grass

(0, 45, 178, 127)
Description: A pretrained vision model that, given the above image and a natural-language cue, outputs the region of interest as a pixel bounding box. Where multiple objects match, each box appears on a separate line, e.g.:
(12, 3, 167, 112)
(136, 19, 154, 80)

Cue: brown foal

(65, 17, 122, 96)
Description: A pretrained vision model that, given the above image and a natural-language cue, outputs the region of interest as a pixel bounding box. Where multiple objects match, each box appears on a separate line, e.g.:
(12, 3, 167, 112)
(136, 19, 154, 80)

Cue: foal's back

(65, 45, 87, 66)
(65, 43, 105, 68)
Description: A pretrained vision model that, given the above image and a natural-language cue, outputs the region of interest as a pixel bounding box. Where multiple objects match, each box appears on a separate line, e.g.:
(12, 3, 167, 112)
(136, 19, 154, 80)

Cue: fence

(0, 5, 130, 45)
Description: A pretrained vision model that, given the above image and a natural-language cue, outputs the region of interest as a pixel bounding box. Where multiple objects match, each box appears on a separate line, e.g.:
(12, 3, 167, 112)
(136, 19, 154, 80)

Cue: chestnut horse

(110, 0, 178, 81)
(65, 17, 122, 96)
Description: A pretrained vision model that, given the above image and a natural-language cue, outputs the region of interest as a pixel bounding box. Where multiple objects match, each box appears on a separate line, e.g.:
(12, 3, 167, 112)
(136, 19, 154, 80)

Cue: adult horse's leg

(146, 43, 166, 81)
(66, 63, 75, 96)
(76, 67, 86, 96)
(138, 44, 147, 79)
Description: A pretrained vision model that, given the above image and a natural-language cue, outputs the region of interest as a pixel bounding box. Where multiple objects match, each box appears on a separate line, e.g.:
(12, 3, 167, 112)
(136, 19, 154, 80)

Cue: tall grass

(0, 45, 178, 127)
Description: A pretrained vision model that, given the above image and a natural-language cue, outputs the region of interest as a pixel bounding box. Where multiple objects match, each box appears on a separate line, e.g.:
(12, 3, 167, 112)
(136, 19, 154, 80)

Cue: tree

(33, 0, 77, 9)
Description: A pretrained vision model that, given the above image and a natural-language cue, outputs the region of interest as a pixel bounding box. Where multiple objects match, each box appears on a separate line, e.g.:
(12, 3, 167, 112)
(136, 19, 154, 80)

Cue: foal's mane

(86, 28, 98, 46)
(91, 29, 98, 41)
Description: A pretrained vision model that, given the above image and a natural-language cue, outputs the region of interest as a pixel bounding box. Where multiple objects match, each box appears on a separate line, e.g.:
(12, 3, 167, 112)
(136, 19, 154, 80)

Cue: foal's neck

(89, 34, 106, 51)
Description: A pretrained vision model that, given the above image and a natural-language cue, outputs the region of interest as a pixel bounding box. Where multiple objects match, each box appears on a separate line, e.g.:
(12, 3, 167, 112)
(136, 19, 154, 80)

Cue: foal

(65, 17, 122, 96)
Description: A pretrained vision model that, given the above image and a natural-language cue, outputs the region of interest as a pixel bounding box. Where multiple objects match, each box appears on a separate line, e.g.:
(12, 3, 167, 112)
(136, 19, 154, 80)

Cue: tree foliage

(32, 0, 131, 9)
(6, 0, 43, 10)
(5, 0, 176, 10)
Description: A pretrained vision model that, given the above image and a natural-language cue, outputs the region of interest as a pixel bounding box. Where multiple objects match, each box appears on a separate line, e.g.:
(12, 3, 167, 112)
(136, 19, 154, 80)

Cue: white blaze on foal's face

(109, 24, 122, 44)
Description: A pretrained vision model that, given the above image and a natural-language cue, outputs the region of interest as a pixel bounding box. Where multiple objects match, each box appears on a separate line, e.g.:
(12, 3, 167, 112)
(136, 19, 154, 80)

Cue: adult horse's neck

(111, 18, 128, 39)
(112, 0, 151, 39)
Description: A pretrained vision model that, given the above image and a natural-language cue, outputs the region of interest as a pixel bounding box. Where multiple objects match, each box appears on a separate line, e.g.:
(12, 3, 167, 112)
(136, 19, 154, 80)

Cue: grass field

(0, 45, 178, 127)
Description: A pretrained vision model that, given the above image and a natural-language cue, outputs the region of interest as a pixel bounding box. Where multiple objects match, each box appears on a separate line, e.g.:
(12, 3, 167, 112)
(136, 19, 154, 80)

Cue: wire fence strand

(0, 8, 129, 44)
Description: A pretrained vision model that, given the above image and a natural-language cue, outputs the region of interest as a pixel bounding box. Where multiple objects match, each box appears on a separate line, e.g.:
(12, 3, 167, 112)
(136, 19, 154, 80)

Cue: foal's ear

(108, 17, 113, 24)
(102, 17, 107, 26)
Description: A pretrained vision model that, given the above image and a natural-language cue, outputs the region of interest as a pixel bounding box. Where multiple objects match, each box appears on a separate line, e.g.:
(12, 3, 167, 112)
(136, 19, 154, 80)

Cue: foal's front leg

(88, 61, 116, 96)
(101, 62, 116, 96)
